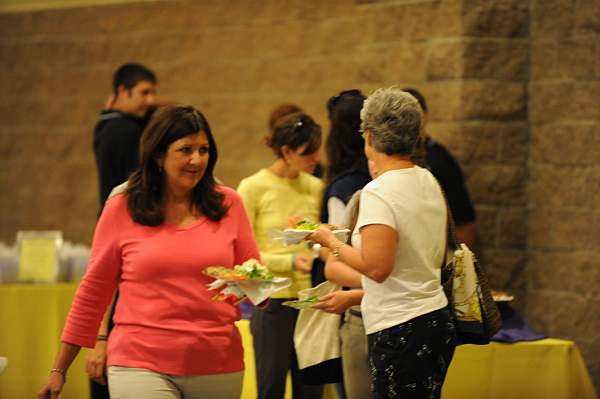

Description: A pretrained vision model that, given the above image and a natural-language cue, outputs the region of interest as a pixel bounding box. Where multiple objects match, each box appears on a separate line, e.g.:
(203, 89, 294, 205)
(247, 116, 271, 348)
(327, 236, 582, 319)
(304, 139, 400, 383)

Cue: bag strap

(438, 182, 455, 302)
(444, 199, 460, 251)
(435, 181, 461, 250)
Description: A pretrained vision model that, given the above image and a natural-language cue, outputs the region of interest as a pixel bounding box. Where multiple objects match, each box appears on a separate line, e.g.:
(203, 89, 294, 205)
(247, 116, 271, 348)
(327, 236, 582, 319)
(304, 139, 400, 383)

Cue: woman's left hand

(86, 340, 107, 385)
(312, 291, 355, 314)
(308, 226, 338, 248)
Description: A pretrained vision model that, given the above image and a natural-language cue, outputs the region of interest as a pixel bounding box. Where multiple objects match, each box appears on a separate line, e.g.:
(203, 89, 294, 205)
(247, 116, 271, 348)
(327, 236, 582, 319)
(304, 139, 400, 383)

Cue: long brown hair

(126, 105, 227, 226)
(325, 89, 367, 185)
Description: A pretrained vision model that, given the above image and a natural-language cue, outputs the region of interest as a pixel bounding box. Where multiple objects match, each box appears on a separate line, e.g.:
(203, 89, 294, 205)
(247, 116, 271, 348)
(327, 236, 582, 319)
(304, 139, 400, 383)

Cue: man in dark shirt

(403, 87, 477, 247)
(94, 63, 157, 210)
(89, 63, 157, 399)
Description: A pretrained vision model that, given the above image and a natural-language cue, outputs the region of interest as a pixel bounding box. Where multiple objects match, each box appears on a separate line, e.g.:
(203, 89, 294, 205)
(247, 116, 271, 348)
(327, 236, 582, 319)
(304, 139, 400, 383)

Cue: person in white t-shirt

(309, 87, 456, 399)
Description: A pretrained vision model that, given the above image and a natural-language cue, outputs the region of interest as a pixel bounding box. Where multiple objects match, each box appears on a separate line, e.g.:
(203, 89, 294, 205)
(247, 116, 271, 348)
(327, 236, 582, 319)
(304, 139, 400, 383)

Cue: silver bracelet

(50, 367, 66, 381)
(332, 242, 343, 260)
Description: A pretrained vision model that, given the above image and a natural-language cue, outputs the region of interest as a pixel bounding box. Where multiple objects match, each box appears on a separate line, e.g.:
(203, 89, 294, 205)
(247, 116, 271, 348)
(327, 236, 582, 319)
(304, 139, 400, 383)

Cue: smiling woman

(160, 133, 209, 204)
(126, 106, 226, 227)
(37, 105, 261, 399)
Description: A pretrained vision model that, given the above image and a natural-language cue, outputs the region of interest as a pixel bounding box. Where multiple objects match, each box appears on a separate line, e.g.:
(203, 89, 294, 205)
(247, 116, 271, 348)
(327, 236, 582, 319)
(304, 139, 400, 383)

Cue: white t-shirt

(353, 166, 448, 335)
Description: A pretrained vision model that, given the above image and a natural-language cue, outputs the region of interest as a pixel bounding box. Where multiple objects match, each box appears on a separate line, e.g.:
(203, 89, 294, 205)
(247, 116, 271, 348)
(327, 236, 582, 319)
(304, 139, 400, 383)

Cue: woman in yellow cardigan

(237, 112, 323, 399)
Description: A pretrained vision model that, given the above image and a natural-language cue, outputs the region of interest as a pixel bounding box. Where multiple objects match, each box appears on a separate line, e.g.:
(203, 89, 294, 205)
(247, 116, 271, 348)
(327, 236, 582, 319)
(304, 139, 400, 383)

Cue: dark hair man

(89, 63, 158, 399)
(94, 63, 158, 211)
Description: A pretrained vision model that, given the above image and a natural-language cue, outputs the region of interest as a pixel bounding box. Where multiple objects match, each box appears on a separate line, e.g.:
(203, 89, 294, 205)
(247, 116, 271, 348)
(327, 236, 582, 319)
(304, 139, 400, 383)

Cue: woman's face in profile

(160, 131, 210, 194)
(283, 142, 321, 175)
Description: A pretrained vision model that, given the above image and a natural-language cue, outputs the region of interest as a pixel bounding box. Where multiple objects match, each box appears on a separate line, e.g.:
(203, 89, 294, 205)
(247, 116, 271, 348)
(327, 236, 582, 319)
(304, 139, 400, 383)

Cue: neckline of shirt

(163, 216, 208, 231)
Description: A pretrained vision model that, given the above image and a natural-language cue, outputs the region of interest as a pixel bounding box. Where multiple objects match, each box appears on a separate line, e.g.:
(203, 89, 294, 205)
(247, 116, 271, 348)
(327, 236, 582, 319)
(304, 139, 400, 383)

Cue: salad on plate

(204, 259, 274, 282)
(282, 296, 320, 310)
(278, 218, 350, 246)
(204, 259, 290, 305)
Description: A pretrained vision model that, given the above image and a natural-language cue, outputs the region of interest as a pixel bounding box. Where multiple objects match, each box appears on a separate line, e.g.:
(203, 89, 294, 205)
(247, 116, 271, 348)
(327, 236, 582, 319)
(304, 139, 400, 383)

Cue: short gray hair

(360, 87, 422, 156)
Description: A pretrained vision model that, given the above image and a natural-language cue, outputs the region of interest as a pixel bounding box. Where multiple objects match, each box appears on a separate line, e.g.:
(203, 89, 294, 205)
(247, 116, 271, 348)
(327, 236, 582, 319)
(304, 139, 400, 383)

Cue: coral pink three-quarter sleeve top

(61, 186, 260, 376)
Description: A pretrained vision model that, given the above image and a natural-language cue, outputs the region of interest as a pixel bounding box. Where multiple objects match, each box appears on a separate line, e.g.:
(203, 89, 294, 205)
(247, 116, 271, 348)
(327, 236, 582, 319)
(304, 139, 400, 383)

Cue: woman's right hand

(86, 340, 108, 385)
(312, 291, 356, 314)
(37, 372, 65, 399)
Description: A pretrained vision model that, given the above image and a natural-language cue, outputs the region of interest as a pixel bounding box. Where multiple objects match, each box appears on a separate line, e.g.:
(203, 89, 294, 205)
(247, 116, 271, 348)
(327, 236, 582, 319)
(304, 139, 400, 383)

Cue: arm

(237, 179, 298, 274)
(323, 253, 362, 288)
(37, 342, 81, 399)
(310, 188, 398, 283)
(85, 290, 117, 385)
(40, 198, 123, 397)
(312, 289, 364, 314)
(311, 224, 397, 283)
(61, 199, 122, 348)
(456, 221, 476, 248)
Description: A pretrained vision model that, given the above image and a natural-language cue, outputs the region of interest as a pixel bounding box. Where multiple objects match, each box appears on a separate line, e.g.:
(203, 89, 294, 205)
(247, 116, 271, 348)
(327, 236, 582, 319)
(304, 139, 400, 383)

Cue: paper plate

(281, 229, 350, 246)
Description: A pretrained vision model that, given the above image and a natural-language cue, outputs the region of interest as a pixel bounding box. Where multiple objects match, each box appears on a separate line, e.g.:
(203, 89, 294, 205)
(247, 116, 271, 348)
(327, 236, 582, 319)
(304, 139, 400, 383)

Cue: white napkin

(237, 277, 291, 305)
(207, 277, 291, 305)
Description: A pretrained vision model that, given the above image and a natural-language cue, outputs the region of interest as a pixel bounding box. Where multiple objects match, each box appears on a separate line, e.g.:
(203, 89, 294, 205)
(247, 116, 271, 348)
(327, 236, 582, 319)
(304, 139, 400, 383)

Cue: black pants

(90, 290, 119, 399)
(90, 379, 109, 399)
(367, 307, 456, 399)
(251, 299, 324, 399)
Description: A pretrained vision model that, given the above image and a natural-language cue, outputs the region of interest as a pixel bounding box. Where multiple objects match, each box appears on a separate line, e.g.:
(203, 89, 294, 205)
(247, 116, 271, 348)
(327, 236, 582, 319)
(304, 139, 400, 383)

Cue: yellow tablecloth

(443, 338, 597, 399)
(0, 283, 597, 399)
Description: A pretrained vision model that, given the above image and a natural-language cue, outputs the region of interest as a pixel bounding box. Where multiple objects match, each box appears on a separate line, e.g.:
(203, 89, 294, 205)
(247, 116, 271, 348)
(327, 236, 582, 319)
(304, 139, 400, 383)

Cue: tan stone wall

(0, 0, 472, 244)
(0, 0, 598, 391)
(526, 0, 600, 388)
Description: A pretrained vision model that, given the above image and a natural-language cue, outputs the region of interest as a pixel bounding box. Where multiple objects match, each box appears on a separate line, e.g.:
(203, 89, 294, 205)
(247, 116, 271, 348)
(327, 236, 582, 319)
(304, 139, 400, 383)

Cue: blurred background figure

(94, 63, 158, 211)
(237, 112, 324, 399)
(310, 87, 373, 399)
(402, 87, 477, 247)
(313, 89, 370, 286)
(89, 63, 158, 399)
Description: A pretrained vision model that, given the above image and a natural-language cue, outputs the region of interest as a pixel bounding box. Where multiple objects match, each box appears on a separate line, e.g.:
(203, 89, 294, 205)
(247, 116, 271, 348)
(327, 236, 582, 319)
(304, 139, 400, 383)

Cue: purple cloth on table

(239, 301, 254, 320)
(491, 302, 545, 343)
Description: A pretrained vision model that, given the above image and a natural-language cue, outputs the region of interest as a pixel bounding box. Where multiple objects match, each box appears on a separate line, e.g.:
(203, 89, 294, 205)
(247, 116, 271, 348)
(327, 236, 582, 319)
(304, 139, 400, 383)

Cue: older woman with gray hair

(310, 87, 456, 399)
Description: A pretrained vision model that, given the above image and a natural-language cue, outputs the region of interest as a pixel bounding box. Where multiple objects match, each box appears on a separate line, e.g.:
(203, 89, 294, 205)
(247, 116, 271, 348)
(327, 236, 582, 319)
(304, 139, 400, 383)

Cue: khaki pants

(340, 310, 372, 399)
(108, 366, 243, 399)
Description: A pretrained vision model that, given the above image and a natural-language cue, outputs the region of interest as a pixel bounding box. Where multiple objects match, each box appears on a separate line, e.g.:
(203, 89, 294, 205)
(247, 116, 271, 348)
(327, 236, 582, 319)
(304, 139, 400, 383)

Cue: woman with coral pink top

(38, 106, 260, 399)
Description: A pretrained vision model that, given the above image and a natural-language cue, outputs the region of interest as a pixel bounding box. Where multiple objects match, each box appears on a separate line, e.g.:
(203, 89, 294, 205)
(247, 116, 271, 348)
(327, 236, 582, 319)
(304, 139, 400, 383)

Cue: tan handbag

(440, 189, 502, 345)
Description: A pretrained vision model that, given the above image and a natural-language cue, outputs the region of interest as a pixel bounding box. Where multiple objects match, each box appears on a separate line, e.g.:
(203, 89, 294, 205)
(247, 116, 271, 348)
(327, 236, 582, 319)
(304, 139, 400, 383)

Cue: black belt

(349, 309, 362, 318)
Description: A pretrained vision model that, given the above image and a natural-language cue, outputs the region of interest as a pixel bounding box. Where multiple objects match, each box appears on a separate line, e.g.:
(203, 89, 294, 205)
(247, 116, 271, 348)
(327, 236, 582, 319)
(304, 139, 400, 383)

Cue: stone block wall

(0, 0, 486, 243)
(0, 0, 598, 391)
(526, 0, 600, 387)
